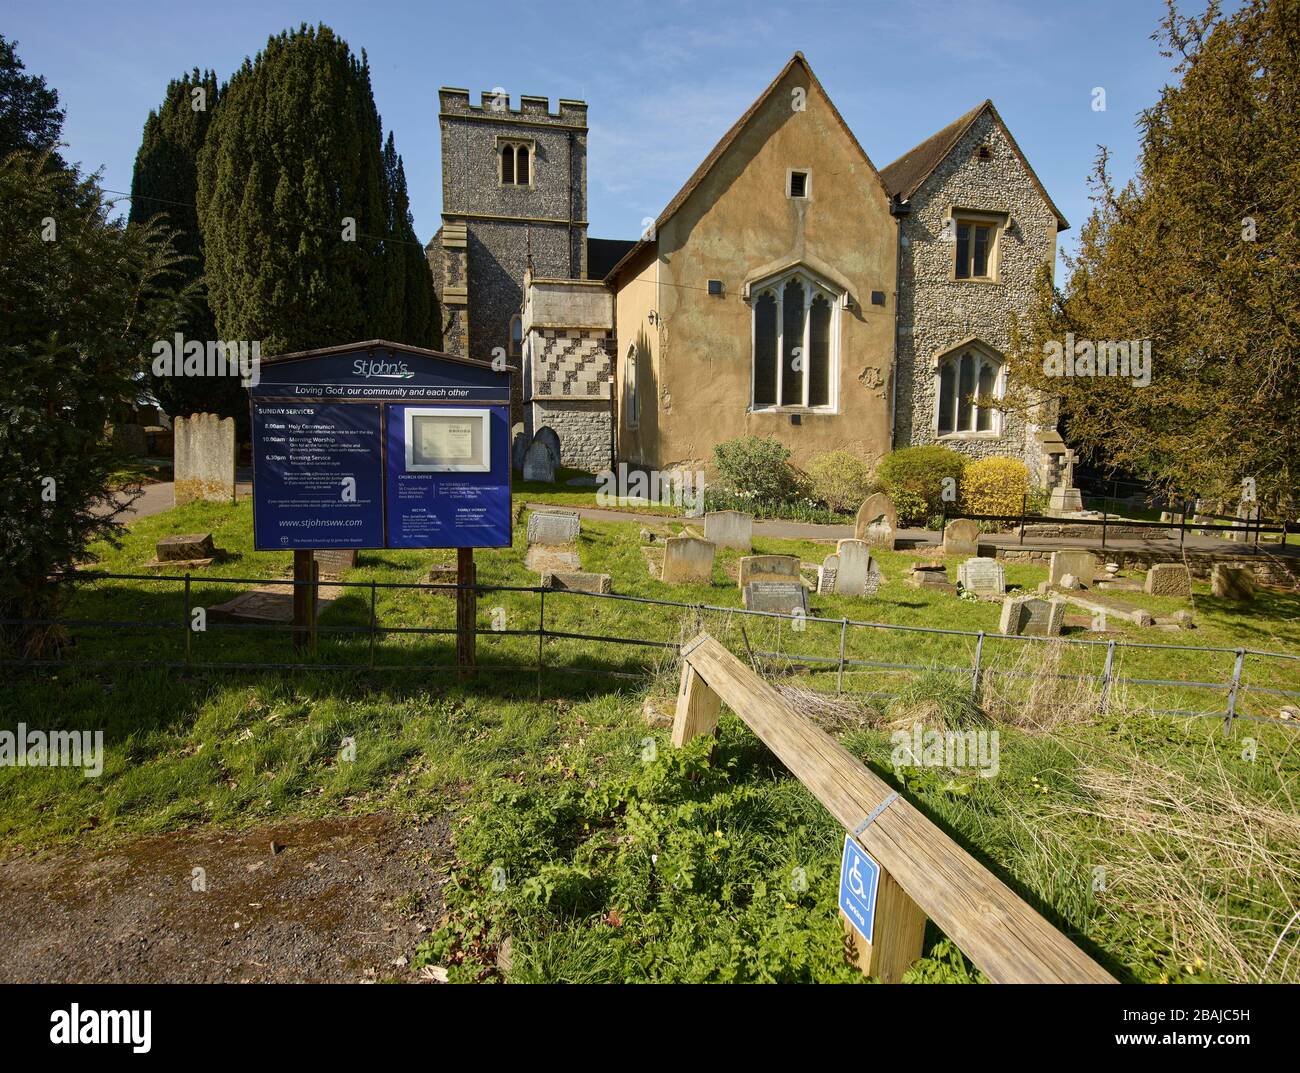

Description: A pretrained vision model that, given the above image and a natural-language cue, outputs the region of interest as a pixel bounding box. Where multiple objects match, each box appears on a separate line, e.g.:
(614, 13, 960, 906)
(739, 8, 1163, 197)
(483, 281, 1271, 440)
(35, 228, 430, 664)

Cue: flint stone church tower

(427, 88, 591, 421)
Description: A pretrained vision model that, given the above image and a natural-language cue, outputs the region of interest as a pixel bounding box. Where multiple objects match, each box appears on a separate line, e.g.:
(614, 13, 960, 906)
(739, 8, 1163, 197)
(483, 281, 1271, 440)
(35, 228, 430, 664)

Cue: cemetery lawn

(2, 498, 1298, 983)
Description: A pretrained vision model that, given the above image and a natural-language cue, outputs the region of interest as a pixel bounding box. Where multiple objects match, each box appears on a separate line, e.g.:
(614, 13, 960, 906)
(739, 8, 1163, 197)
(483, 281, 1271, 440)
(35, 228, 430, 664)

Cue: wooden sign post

(456, 546, 476, 678)
(291, 549, 318, 651)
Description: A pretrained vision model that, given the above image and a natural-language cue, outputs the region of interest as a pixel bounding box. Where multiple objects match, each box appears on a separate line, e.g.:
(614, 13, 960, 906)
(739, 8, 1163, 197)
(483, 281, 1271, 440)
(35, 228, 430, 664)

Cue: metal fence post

(1225, 648, 1246, 735)
(971, 631, 984, 700)
(1099, 640, 1116, 713)
(837, 618, 848, 694)
(1019, 493, 1027, 545)
(183, 573, 192, 665)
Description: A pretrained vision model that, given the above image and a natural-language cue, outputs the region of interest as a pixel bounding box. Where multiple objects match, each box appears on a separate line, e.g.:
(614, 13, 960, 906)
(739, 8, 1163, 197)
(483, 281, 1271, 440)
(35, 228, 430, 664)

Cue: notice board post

(249, 341, 514, 667)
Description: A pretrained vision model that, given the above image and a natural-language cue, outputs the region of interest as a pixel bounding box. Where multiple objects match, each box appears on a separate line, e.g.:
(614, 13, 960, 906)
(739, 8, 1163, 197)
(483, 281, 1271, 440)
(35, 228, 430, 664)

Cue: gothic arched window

(750, 270, 839, 410)
(935, 345, 1004, 436)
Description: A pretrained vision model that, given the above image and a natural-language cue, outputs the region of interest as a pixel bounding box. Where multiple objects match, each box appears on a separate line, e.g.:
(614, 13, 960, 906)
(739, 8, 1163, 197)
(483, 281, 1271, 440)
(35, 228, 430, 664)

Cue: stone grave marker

(523, 440, 556, 483)
(1049, 549, 1097, 588)
(1144, 563, 1191, 597)
(511, 430, 529, 473)
(833, 539, 881, 596)
(855, 493, 897, 550)
(526, 508, 580, 546)
(174, 413, 236, 505)
(661, 536, 716, 584)
(998, 595, 1065, 637)
(314, 549, 358, 578)
(737, 554, 801, 589)
(908, 561, 955, 593)
(1211, 564, 1255, 601)
(704, 510, 753, 551)
(534, 426, 562, 468)
(743, 581, 808, 614)
(541, 571, 612, 594)
(942, 519, 981, 557)
(957, 556, 1005, 598)
(817, 554, 839, 595)
(156, 533, 217, 561)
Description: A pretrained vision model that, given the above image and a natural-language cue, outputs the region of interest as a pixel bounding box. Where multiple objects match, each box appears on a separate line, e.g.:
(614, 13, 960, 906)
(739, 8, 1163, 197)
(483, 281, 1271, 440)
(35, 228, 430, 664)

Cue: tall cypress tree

(196, 24, 437, 354)
(128, 69, 239, 422)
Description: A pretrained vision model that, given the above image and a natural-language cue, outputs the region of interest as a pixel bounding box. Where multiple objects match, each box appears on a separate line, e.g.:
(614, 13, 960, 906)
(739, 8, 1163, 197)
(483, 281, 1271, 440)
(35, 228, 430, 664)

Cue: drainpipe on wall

(888, 196, 910, 451)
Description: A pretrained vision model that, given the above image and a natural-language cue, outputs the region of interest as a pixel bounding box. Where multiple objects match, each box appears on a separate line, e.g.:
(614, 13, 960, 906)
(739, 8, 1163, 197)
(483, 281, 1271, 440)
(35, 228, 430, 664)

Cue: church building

(427, 53, 1071, 487)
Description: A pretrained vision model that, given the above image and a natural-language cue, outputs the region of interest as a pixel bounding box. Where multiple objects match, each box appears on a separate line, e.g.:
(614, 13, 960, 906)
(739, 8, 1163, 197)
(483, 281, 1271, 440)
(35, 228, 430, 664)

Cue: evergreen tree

(1007, 0, 1300, 510)
(196, 24, 437, 354)
(0, 34, 65, 162)
(127, 69, 240, 423)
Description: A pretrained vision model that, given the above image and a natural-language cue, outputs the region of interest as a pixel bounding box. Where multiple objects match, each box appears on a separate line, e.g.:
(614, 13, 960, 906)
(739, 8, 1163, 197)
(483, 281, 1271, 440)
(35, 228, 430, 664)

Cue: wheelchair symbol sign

(838, 836, 881, 944)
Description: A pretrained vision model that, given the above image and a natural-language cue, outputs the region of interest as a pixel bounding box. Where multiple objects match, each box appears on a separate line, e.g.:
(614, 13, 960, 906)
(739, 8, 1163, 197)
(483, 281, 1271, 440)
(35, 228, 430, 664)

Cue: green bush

(805, 451, 872, 513)
(875, 446, 967, 524)
(711, 436, 803, 506)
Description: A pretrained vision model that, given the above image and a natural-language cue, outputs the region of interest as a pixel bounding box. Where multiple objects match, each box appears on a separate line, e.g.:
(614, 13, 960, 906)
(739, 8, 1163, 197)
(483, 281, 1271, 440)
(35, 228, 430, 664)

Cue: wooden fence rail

(673, 632, 1117, 984)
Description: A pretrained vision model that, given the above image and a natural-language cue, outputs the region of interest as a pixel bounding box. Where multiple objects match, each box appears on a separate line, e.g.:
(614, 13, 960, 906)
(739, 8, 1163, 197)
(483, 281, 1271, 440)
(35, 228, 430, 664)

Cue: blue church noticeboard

(250, 341, 513, 551)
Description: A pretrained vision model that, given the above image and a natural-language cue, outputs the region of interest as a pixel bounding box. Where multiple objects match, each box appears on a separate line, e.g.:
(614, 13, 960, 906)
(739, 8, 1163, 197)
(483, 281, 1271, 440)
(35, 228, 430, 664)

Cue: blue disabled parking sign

(839, 836, 881, 944)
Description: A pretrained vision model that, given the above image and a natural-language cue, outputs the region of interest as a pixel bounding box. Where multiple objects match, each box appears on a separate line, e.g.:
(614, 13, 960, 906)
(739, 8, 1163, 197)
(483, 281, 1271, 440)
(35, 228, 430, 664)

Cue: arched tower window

(935, 344, 1004, 436)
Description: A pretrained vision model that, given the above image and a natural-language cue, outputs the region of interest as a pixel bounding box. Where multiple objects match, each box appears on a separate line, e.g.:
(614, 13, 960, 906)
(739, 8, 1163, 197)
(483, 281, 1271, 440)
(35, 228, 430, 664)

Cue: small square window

(788, 170, 809, 198)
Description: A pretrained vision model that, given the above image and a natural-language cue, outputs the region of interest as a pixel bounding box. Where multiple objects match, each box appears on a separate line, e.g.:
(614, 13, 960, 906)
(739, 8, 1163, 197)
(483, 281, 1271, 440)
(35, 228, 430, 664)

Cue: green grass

(2, 496, 1298, 983)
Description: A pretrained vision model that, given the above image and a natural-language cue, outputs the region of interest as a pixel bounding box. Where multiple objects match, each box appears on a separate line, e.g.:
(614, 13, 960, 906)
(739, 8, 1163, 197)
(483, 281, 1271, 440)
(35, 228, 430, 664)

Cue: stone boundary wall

(992, 545, 1300, 588)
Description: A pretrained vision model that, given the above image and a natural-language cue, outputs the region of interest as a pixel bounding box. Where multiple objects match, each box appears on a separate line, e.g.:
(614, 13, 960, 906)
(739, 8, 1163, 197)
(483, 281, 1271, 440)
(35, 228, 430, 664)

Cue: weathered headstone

(957, 556, 1005, 597)
(704, 510, 753, 551)
(737, 554, 801, 589)
(942, 519, 981, 557)
(522, 440, 556, 483)
(526, 508, 580, 545)
(1211, 564, 1255, 601)
(534, 426, 562, 469)
(541, 570, 612, 594)
(1047, 485, 1083, 515)
(511, 430, 529, 473)
(1144, 563, 1191, 597)
(314, 549, 358, 577)
(833, 539, 881, 596)
(817, 554, 839, 595)
(156, 533, 217, 561)
(174, 412, 236, 505)
(661, 536, 715, 584)
(998, 595, 1065, 637)
(908, 561, 955, 592)
(1049, 549, 1097, 588)
(855, 493, 897, 550)
(744, 580, 808, 614)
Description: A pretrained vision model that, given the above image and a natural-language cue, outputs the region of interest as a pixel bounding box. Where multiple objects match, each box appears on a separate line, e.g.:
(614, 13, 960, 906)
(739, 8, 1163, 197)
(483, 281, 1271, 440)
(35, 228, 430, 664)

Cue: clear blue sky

(9, 0, 1192, 261)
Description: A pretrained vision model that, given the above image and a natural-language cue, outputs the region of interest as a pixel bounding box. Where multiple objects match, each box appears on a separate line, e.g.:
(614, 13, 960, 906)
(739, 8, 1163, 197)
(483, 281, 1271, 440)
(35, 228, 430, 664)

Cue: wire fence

(5, 569, 1299, 735)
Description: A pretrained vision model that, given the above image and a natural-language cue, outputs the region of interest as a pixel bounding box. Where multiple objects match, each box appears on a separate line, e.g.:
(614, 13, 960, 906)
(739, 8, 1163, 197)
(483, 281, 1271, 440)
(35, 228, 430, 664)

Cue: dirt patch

(0, 813, 451, 983)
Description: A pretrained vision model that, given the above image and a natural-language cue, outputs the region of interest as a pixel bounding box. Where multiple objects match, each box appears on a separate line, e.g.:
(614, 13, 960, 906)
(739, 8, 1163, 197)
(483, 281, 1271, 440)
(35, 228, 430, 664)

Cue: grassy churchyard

(3, 493, 1297, 984)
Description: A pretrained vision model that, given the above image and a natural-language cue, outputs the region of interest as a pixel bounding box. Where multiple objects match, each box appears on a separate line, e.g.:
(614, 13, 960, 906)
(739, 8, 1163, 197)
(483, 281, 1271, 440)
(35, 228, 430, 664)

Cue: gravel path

(0, 813, 451, 983)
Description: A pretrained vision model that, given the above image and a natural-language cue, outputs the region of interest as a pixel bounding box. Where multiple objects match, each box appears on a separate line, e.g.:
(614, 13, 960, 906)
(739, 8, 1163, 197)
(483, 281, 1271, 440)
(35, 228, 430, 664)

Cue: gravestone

(855, 493, 897, 550)
(957, 556, 1005, 597)
(908, 561, 955, 592)
(511, 430, 529, 473)
(523, 440, 557, 483)
(817, 554, 838, 595)
(737, 554, 801, 589)
(661, 536, 715, 584)
(156, 533, 217, 561)
(314, 549, 358, 577)
(999, 595, 1065, 637)
(174, 412, 236, 505)
(425, 564, 458, 595)
(1211, 564, 1255, 601)
(534, 427, 562, 469)
(743, 581, 808, 614)
(526, 508, 580, 545)
(833, 539, 881, 596)
(541, 570, 612, 594)
(1047, 485, 1083, 515)
(704, 510, 753, 551)
(1049, 549, 1097, 588)
(942, 519, 981, 557)
(1144, 563, 1191, 597)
